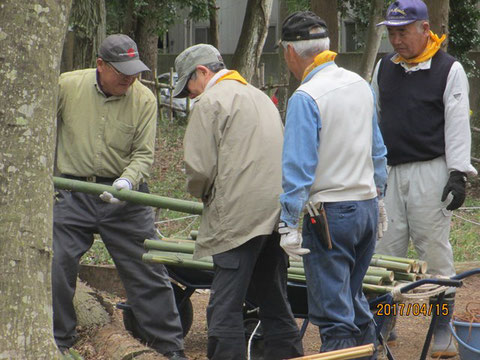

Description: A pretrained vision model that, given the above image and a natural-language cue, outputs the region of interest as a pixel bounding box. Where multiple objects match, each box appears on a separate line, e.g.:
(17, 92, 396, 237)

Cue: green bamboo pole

(417, 260, 428, 274)
(362, 275, 384, 286)
(287, 274, 306, 283)
(144, 239, 195, 253)
(189, 230, 198, 240)
(370, 258, 412, 272)
(393, 272, 420, 282)
(287, 267, 306, 276)
(53, 176, 204, 215)
(142, 254, 214, 270)
(362, 283, 394, 295)
(365, 268, 394, 282)
(148, 250, 213, 263)
(373, 254, 427, 274)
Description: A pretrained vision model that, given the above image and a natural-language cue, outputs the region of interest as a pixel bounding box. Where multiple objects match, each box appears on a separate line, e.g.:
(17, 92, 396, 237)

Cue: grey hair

(414, 20, 429, 33)
(282, 27, 330, 59)
(190, 61, 225, 79)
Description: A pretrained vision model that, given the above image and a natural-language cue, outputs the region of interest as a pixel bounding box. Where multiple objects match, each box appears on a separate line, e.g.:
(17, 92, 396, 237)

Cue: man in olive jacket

(173, 44, 303, 360)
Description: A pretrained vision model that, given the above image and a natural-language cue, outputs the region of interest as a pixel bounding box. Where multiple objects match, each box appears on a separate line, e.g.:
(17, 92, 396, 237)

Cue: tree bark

(231, 0, 274, 83)
(208, 1, 220, 48)
(69, 0, 107, 70)
(135, 0, 160, 93)
(358, 0, 384, 81)
(424, 0, 449, 50)
(277, 0, 291, 122)
(0, 0, 72, 358)
(310, 0, 339, 52)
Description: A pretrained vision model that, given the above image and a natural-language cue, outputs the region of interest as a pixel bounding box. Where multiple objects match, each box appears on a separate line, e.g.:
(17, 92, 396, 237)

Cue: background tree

(0, 0, 72, 358)
(232, 0, 275, 83)
(311, 0, 339, 52)
(63, 0, 106, 71)
(424, 0, 449, 49)
(448, 0, 480, 77)
(358, 0, 385, 81)
(208, 0, 220, 48)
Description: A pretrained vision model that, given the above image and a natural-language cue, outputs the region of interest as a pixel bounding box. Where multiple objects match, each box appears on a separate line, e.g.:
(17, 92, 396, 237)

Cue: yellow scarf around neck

(215, 70, 248, 85)
(394, 31, 446, 65)
(302, 50, 337, 81)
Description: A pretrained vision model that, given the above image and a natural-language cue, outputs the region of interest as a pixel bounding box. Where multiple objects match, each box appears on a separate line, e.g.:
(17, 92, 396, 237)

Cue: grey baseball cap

(173, 44, 224, 98)
(98, 34, 150, 75)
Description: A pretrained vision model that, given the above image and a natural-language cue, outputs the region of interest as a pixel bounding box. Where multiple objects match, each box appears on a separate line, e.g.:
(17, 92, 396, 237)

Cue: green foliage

(106, 0, 213, 37)
(448, 0, 480, 77)
(285, 0, 310, 13)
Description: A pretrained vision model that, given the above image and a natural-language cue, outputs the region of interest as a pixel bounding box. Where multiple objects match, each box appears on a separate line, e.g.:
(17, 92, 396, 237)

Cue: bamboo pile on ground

(143, 237, 429, 296)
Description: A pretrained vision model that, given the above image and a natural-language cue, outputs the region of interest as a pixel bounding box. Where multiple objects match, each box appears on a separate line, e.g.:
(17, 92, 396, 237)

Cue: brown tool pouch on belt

(310, 203, 333, 250)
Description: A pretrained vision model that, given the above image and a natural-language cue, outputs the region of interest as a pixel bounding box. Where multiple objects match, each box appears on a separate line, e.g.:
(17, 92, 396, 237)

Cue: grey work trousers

(52, 185, 184, 353)
(206, 233, 304, 360)
(376, 157, 456, 278)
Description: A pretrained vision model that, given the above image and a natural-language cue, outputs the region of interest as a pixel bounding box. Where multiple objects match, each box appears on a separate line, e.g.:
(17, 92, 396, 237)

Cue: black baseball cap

(98, 34, 150, 75)
(281, 11, 329, 42)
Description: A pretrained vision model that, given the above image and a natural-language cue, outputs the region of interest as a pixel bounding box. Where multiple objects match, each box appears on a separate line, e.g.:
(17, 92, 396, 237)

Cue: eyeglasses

(106, 62, 139, 79)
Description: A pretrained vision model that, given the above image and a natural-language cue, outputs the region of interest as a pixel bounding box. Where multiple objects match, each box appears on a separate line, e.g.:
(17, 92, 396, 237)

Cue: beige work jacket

(184, 79, 284, 259)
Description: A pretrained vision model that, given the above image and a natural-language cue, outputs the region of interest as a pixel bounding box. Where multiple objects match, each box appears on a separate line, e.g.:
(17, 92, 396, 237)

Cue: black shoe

(58, 346, 70, 355)
(163, 350, 188, 360)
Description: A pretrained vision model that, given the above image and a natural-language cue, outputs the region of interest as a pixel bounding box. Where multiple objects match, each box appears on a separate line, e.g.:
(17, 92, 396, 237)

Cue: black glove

(441, 171, 467, 211)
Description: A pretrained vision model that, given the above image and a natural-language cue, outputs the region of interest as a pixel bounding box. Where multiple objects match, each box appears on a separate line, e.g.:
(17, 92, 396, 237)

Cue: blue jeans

(302, 198, 378, 355)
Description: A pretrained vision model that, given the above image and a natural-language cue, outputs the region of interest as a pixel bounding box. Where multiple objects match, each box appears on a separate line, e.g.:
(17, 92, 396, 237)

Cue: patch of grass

(406, 196, 480, 262)
(81, 238, 114, 266)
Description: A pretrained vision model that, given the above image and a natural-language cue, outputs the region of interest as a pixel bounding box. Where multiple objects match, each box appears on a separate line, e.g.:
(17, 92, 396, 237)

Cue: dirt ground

(180, 274, 480, 360)
(75, 267, 480, 360)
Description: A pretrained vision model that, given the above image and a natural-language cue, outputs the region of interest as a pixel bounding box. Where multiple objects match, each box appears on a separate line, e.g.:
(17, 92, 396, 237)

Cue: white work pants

(376, 156, 456, 278)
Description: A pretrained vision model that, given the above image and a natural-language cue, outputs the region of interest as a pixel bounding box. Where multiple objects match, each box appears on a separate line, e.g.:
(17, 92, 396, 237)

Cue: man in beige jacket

(173, 44, 303, 360)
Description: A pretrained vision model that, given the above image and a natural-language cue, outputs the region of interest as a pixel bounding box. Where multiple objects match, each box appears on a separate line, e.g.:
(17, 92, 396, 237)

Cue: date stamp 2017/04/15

(376, 302, 449, 317)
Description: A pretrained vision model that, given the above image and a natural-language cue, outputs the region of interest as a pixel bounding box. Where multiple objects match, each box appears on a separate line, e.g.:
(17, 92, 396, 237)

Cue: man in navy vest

(372, 0, 477, 357)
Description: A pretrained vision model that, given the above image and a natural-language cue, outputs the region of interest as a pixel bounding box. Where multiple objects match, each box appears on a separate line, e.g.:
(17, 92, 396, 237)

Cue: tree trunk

(231, 0, 274, 83)
(0, 0, 72, 358)
(424, 0, 449, 50)
(358, 0, 384, 81)
(209, 1, 220, 48)
(70, 0, 107, 69)
(310, 0, 339, 52)
(122, 0, 137, 37)
(277, 0, 291, 122)
(135, 0, 160, 93)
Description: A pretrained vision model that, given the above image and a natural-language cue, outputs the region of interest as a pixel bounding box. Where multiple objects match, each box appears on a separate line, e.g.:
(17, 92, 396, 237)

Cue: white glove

(99, 178, 132, 204)
(278, 223, 310, 261)
(377, 198, 388, 240)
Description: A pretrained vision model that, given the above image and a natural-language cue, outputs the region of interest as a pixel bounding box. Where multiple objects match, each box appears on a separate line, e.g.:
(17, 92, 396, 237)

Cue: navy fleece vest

(378, 50, 455, 165)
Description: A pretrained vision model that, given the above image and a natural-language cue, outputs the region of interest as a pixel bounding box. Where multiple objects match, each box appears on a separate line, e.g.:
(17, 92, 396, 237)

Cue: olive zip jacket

(184, 78, 284, 259)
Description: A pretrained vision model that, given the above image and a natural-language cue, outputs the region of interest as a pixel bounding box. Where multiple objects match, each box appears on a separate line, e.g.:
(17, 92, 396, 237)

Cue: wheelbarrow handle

(398, 278, 463, 294)
(451, 268, 480, 281)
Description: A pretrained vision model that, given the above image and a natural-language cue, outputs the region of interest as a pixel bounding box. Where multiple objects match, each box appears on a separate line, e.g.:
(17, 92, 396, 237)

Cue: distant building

(162, 0, 393, 55)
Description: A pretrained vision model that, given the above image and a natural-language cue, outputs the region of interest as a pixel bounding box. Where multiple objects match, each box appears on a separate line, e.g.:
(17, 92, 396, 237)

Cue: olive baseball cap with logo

(376, 0, 429, 27)
(98, 34, 150, 75)
(173, 44, 224, 98)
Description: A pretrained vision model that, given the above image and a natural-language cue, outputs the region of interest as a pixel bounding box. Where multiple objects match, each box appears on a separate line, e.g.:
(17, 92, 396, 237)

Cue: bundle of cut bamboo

(143, 237, 429, 296)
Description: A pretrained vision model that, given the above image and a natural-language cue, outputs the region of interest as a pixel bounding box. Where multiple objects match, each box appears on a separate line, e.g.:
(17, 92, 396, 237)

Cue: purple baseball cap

(376, 0, 429, 27)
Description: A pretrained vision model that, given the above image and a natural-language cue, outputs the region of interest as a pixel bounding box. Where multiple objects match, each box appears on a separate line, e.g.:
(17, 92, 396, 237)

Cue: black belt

(62, 174, 117, 184)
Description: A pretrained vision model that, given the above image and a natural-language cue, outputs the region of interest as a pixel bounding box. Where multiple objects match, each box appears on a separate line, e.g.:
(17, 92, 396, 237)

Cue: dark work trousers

(52, 185, 184, 354)
(206, 233, 304, 360)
